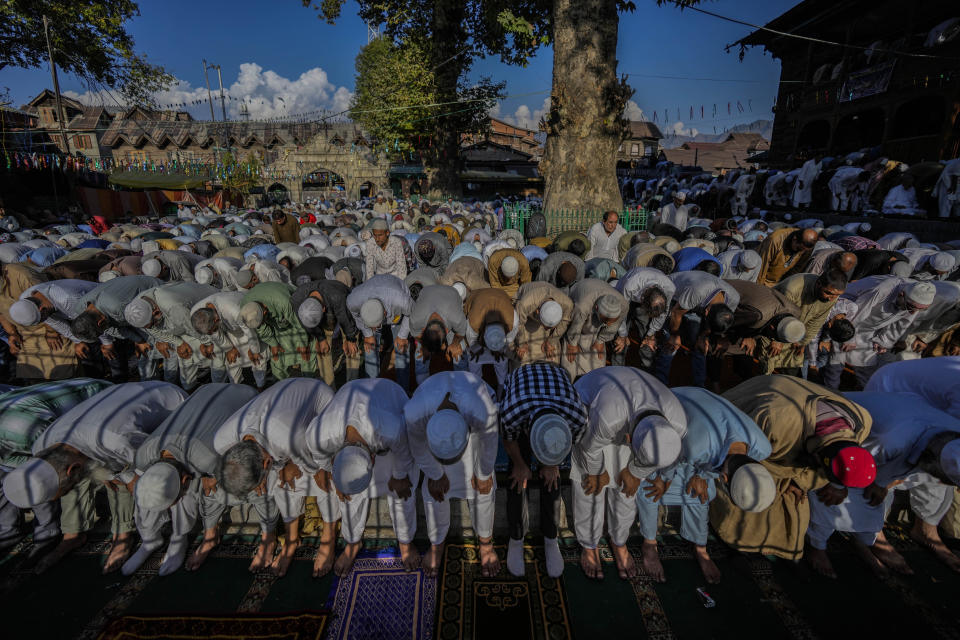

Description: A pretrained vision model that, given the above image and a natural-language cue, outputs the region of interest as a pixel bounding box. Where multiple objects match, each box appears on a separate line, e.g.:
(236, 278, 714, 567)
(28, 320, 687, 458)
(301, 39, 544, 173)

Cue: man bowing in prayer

(710, 375, 875, 561)
(405, 371, 500, 577)
(304, 378, 418, 577)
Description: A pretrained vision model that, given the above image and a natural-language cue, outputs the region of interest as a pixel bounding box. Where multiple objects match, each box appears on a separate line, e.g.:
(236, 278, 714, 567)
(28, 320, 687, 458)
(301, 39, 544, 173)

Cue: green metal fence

(504, 203, 648, 238)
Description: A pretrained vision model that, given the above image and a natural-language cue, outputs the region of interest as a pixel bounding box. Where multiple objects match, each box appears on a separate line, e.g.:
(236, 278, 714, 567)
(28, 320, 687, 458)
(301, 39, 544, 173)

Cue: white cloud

(64, 62, 354, 121)
(624, 100, 644, 121)
(497, 96, 551, 130)
(671, 121, 699, 137)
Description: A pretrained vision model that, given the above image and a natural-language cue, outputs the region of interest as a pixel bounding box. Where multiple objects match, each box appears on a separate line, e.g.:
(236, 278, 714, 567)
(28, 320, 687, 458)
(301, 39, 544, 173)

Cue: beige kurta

(710, 375, 872, 560)
(487, 248, 531, 301)
(755, 228, 812, 287)
(514, 282, 573, 366)
(760, 273, 837, 372)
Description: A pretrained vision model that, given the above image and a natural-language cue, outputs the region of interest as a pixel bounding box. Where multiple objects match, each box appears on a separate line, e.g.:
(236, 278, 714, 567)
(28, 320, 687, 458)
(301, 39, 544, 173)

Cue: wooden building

(617, 121, 664, 178)
(662, 132, 770, 174)
(738, 0, 960, 165)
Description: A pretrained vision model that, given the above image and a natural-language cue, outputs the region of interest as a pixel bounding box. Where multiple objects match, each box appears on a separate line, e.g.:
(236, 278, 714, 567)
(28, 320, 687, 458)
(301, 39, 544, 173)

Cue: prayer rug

(95, 611, 329, 640)
(436, 543, 573, 640)
(325, 548, 436, 640)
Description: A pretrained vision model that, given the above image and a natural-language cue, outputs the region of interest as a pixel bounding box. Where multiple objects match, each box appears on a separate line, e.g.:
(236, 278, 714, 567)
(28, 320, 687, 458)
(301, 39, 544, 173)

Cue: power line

(667, 1, 960, 61)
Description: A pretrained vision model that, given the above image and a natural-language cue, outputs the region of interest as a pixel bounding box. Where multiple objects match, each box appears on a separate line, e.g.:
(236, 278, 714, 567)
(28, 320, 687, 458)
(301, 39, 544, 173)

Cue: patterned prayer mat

(436, 544, 573, 640)
(325, 548, 437, 640)
(95, 612, 329, 640)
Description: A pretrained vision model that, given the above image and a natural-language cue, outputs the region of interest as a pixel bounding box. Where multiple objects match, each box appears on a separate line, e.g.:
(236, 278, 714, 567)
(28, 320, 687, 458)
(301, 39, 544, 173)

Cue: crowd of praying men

(622, 152, 960, 220)
(0, 192, 959, 590)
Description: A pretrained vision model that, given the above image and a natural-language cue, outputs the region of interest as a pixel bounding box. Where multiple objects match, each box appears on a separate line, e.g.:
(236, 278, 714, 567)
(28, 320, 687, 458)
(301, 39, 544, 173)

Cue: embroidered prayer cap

(136, 462, 181, 511)
(332, 446, 374, 495)
(140, 258, 162, 277)
(530, 413, 573, 466)
(426, 409, 469, 461)
(776, 317, 806, 344)
(297, 297, 324, 329)
(539, 301, 563, 328)
(730, 463, 776, 512)
(631, 415, 681, 474)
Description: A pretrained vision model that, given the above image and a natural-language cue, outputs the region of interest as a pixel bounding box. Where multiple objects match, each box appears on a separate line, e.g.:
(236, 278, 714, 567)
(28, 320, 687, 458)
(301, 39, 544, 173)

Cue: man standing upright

(586, 211, 627, 261)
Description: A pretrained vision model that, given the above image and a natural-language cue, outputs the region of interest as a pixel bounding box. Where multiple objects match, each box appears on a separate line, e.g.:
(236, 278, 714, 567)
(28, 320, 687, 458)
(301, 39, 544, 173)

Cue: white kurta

(791, 159, 820, 207)
(831, 276, 920, 367)
(585, 222, 627, 261)
(615, 267, 675, 336)
(864, 357, 960, 418)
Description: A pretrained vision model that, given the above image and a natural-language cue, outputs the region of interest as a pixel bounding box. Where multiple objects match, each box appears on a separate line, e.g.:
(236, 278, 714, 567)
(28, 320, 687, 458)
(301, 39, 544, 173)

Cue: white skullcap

(140, 258, 162, 277)
(663, 239, 681, 253)
(141, 240, 160, 255)
(136, 462, 181, 512)
(360, 299, 385, 328)
(776, 317, 806, 343)
(530, 413, 573, 466)
(930, 252, 956, 273)
(332, 446, 373, 495)
(426, 409, 469, 461)
(345, 243, 364, 259)
(730, 463, 777, 512)
(239, 302, 264, 329)
(10, 299, 40, 326)
(906, 281, 936, 307)
(234, 269, 255, 288)
(940, 439, 960, 486)
(483, 323, 506, 351)
(297, 297, 324, 328)
(631, 415, 681, 476)
(124, 297, 153, 328)
(673, 191, 687, 202)
(596, 294, 622, 319)
(890, 261, 912, 277)
(539, 300, 563, 328)
(195, 265, 214, 285)
(500, 255, 519, 277)
(738, 250, 761, 271)
(2, 458, 59, 508)
(452, 282, 468, 300)
(370, 218, 389, 231)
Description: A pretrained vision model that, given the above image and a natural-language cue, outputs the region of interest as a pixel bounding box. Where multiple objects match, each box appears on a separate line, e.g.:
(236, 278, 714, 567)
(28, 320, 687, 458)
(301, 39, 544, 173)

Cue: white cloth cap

(483, 323, 506, 351)
(426, 409, 469, 461)
(530, 413, 573, 466)
(360, 299, 385, 328)
(141, 240, 160, 255)
(596, 294, 622, 319)
(234, 269, 255, 288)
(930, 252, 956, 273)
(240, 302, 264, 329)
(99, 269, 120, 282)
(2, 458, 59, 508)
(195, 265, 214, 285)
(452, 282, 467, 300)
(890, 261, 912, 277)
(500, 256, 519, 278)
(776, 317, 806, 343)
(673, 191, 687, 202)
(10, 299, 40, 326)
(297, 297, 324, 328)
(345, 243, 364, 259)
(136, 462, 181, 512)
(729, 463, 777, 512)
(539, 300, 563, 328)
(124, 298, 153, 328)
(631, 415, 681, 474)
(141, 258, 162, 277)
(907, 281, 936, 306)
(940, 438, 960, 486)
(738, 250, 761, 271)
(332, 446, 373, 495)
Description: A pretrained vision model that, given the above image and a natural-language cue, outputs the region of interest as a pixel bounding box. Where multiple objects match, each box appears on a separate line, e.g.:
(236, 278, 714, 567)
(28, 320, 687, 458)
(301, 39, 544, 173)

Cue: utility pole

(202, 59, 219, 165)
(43, 14, 67, 214)
(214, 65, 227, 121)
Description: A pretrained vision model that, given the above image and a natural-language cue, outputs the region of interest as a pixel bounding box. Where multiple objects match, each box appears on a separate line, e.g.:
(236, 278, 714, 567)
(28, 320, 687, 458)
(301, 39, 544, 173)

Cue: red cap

(831, 446, 876, 488)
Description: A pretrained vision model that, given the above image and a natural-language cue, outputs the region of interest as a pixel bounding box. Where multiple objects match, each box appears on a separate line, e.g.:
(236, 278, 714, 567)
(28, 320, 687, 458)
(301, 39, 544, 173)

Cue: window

(75, 135, 93, 150)
(644, 146, 655, 157)
(630, 143, 640, 156)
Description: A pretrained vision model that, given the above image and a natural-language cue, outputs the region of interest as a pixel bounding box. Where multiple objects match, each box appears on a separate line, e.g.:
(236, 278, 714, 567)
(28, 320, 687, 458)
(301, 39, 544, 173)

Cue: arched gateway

(265, 135, 389, 202)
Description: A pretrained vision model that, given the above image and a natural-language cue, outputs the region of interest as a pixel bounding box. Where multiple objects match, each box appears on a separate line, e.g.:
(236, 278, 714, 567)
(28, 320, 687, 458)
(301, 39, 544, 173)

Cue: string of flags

(648, 99, 755, 124)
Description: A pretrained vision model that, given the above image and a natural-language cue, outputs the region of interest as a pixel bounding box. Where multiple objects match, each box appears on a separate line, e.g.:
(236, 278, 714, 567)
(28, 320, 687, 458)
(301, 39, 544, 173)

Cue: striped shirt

(499, 363, 588, 442)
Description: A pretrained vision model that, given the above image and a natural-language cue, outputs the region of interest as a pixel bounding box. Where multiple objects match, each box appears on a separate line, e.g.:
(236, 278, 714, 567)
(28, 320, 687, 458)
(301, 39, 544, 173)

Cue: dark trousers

(506, 434, 561, 540)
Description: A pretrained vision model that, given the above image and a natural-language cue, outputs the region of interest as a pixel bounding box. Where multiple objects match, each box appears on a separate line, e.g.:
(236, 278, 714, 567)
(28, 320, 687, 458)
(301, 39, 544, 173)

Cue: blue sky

(3, 0, 798, 135)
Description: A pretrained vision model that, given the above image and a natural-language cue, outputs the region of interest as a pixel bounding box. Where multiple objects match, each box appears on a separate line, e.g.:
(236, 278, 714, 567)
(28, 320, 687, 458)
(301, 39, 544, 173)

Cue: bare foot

(249, 533, 277, 572)
(423, 544, 444, 578)
(847, 537, 889, 578)
(334, 541, 362, 576)
(694, 546, 721, 584)
(479, 541, 500, 578)
(399, 542, 421, 572)
(805, 547, 837, 579)
(911, 521, 960, 573)
(312, 539, 336, 578)
(580, 547, 604, 580)
(868, 534, 913, 575)
(185, 533, 220, 571)
(271, 538, 299, 577)
(612, 544, 638, 579)
(640, 541, 665, 583)
(34, 533, 86, 574)
(102, 533, 136, 574)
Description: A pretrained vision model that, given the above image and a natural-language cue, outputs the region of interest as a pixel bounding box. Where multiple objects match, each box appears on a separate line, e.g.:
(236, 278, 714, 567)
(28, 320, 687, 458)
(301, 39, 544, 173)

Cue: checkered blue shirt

(498, 363, 588, 442)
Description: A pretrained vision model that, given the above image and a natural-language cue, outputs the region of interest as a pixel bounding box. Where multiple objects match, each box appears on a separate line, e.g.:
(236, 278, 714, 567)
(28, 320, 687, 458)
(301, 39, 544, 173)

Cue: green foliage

(0, 0, 172, 105)
(220, 152, 262, 196)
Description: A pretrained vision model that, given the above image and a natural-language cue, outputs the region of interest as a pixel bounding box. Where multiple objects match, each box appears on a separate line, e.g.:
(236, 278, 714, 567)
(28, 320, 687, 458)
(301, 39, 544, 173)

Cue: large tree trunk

(541, 0, 627, 213)
(424, 0, 466, 198)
